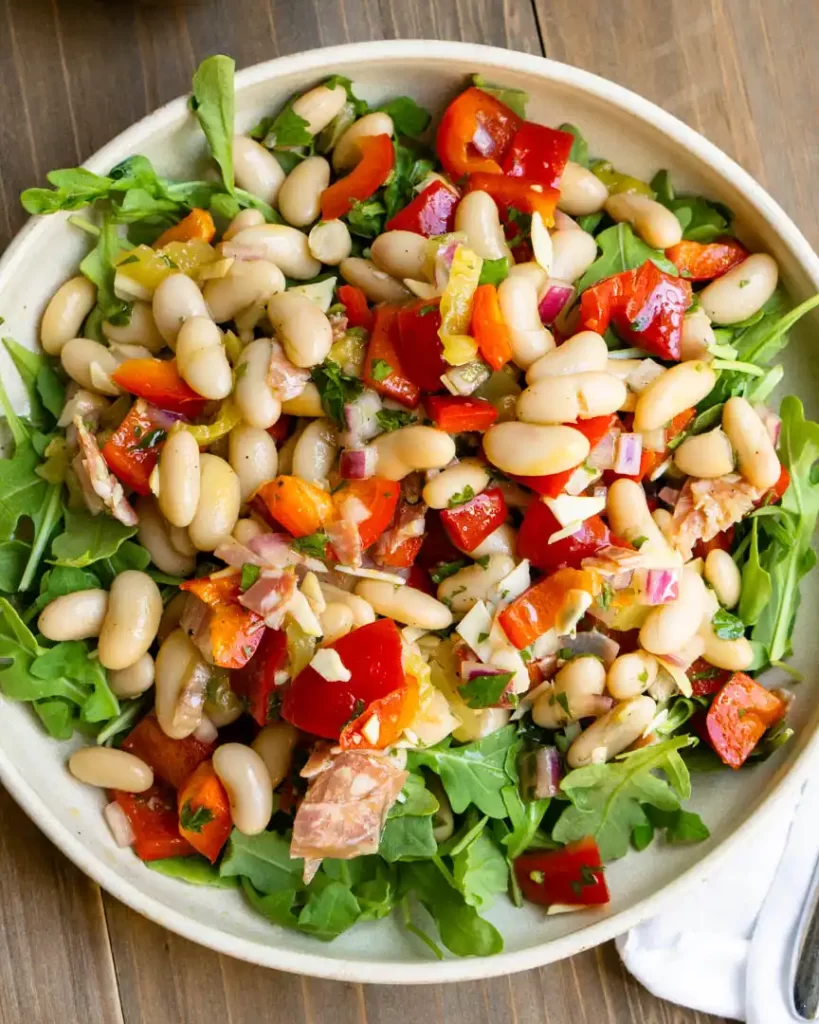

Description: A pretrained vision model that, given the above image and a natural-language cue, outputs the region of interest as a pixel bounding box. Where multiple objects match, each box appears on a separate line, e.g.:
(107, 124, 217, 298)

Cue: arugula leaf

(381, 142, 435, 223)
(711, 608, 745, 640)
(376, 408, 414, 433)
(451, 828, 508, 910)
(33, 698, 79, 739)
(2, 336, 64, 425)
(80, 216, 132, 326)
(189, 55, 235, 193)
(558, 123, 589, 168)
(574, 223, 678, 295)
(147, 856, 239, 888)
(291, 531, 329, 560)
(377, 97, 430, 138)
(458, 671, 513, 709)
(179, 800, 215, 833)
(644, 804, 710, 844)
(310, 360, 364, 428)
(220, 829, 306, 893)
(21, 168, 116, 215)
(650, 170, 734, 242)
(0, 540, 31, 593)
(251, 106, 312, 150)
(471, 75, 528, 118)
(240, 563, 261, 591)
(379, 814, 437, 862)
(389, 772, 439, 818)
(346, 198, 387, 239)
(50, 508, 137, 568)
(739, 518, 772, 626)
(297, 882, 363, 941)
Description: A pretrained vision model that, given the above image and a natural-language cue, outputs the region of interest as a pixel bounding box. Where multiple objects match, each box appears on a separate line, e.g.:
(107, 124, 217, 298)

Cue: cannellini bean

(60, 338, 121, 395)
(557, 161, 609, 216)
(213, 743, 273, 835)
(722, 396, 780, 490)
(68, 747, 153, 793)
(370, 231, 429, 280)
(497, 275, 554, 368)
(229, 423, 279, 502)
(158, 427, 201, 528)
(533, 656, 607, 727)
(38, 590, 109, 641)
(234, 339, 281, 429)
(266, 291, 333, 369)
(188, 454, 241, 551)
(319, 584, 376, 626)
(526, 331, 608, 382)
(700, 254, 778, 325)
(41, 276, 97, 355)
(308, 219, 352, 265)
(507, 262, 549, 300)
(157, 591, 190, 644)
(633, 361, 717, 432)
(422, 459, 489, 510)
(229, 224, 321, 280)
(281, 381, 323, 417)
(467, 522, 518, 560)
(436, 554, 515, 615)
(454, 191, 510, 261)
(550, 229, 598, 283)
(680, 307, 715, 361)
(98, 570, 162, 671)
(222, 207, 265, 241)
(152, 273, 209, 347)
(607, 479, 674, 556)
(204, 260, 285, 324)
(108, 653, 155, 699)
(373, 425, 456, 480)
(698, 615, 753, 671)
(175, 316, 232, 400)
(103, 300, 165, 354)
(639, 569, 707, 655)
(606, 651, 658, 700)
(567, 695, 657, 768)
(233, 517, 269, 545)
(673, 427, 735, 479)
(232, 135, 286, 205)
(339, 257, 410, 304)
(652, 508, 674, 543)
(136, 497, 196, 576)
(169, 525, 197, 558)
(291, 418, 338, 488)
(277, 156, 331, 227)
(292, 83, 348, 135)
(518, 372, 626, 424)
(704, 548, 742, 609)
(355, 581, 453, 630)
(155, 628, 209, 739)
(319, 602, 355, 644)
(251, 722, 299, 789)
(605, 193, 683, 249)
(483, 422, 590, 476)
(332, 112, 394, 173)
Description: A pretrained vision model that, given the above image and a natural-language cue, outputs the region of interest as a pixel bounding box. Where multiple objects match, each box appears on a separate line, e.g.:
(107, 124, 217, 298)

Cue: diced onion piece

(343, 390, 383, 447)
(286, 590, 323, 637)
(640, 427, 666, 453)
(310, 648, 352, 682)
(530, 212, 553, 275)
(404, 279, 439, 300)
(558, 630, 620, 666)
(613, 433, 643, 475)
(648, 458, 672, 482)
(564, 463, 602, 496)
(456, 600, 494, 662)
(104, 801, 136, 848)
(538, 280, 575, 325)
(492, 559, 531, 609)
(532, 746, 563, 798)
(626, 359, 665, 393)
(636, 567, 680, 605)
(440, 360, 491, 396)
(544, 494, 607, 528)
(335, 565, 407, 585)
(587, 429, 619, 471)
(339, 447, 377, 480)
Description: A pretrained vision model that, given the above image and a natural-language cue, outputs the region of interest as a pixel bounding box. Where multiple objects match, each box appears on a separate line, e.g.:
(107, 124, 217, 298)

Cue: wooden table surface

(1, 1, 816, 1021)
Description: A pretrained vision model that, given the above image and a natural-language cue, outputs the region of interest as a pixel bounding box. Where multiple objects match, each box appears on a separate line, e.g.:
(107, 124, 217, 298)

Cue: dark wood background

(1, 0, 816, 1020)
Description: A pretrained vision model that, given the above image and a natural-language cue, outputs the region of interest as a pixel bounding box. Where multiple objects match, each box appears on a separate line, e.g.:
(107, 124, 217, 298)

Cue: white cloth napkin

(617, 771, 819, 1022)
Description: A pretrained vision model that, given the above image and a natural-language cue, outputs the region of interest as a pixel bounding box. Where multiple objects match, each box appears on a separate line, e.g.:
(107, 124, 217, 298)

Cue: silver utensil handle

(794, 882, 819, 1018)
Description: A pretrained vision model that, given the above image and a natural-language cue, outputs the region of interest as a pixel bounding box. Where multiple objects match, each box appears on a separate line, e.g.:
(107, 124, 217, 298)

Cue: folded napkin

(617, 769, 819, 1022)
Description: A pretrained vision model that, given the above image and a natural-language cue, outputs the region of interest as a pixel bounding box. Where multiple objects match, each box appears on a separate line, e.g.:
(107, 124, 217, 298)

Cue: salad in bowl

(1, 53, 817, 960)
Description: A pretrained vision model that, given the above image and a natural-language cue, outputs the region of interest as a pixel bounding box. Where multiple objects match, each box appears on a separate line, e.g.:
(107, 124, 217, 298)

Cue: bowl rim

(2, 37, 818, 985)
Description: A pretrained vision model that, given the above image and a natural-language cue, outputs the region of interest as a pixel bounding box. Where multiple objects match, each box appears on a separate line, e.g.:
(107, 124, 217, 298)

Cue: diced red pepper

(440, 487, 507, 553)
(515, 837, 609, 907)
(320, 134, 395, 221)
(282, 619, 404, 739)
(111, 358, 209, 417)
(518, 500, 611, 573)
(337, 284, 373, 332)
(363, 305, 421, 409)
(705, 672, 786, 768)
(767, 464, 790, 504)
(374, 498, 426, 569)
(180, 573, 265, 670)
(255, 475, 335, 538)
(580, 261, 693, 361)
(407, 563, 435, 594)
(426, 395, 498, 433)
(385, 180, 460, 237)
(113, 784, 195, 861)
(436, 87, 522, 179)
(177, 760, 232, 864)
(339, 675, 420, 751)
(502, 121, 574, 190)
(266, 415, 293, 444)
(499, 568, 600, 649)
(122, 714, 215, 790)
(416, 512, 463, 570)
(507, 415, 617, 497)
(101, 399, 169, 496)
(687, 657, 732, 697)
(471, 282, 513, 371)
(333, 478, 401, 549)
(665, 239, 749, 281)
(467, 172, 560, 226)
(395, 299, 448, 392)
(230, 627, 288, 727)
(693, 526, 735, 560)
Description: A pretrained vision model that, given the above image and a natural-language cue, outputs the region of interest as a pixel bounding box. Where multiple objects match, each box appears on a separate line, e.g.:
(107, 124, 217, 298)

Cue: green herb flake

(310, 360, 364, 428)
(180, 800, 215, 834)
(712, 608, 746, 640)
(240, 563, 261, 591)
(458, 671, 514, 709)
(632, 535, 648, 550)
(292, 531, 329, 560)
(448, 485, 475, 508)
(130, 427, 166, 451)
(430, 559, 467, 584)
(371, 359, 393, 382)
(376, 408, 414, 433)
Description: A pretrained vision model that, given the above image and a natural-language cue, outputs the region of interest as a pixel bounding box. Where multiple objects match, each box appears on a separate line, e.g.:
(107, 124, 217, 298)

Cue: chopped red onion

(538, 280, 575, 325)
(147, 403, 188, 430)
(658, 486, 681, 507)
(639, 567, 680, 605)
(557, 631, 620, 667)
(460, 661, 509, 682)
(343, 390, 382, 447)
(532, 747, 563, 798)
(587, 428, 620, 471)
(754, 404, 781, 446)
(434, 241, 460, 291)
(613, 433, 643, 475)
(104, 801, 135, 848)
(339, 446, 377, 480)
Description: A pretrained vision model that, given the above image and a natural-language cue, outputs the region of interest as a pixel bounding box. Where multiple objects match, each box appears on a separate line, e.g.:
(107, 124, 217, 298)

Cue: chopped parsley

(477, 632, 490, 644)
(430, 559, 467, 583)
(179, 800, 215, 834)
(553, 690, 571, 715)
(632, 535, 648, 550)
(310, 359, 364, 428)
(131, 427, 166, 451)
(638, 669, 649, 684)
(418, 304, 438, 316)
(376, 408, 414, 433)
(370, 359, 393, 382)
(344, 698, 367, 726)
(475, 555, 490, 569)
(240, 563, 261, 591)
(712, 608, 746, 640)
(458, 671, 514, 709)
(448, 485, 475, 508)
(598, 580, 614, 611)
(292, 531, 329, 560)
(557, 648, 575, 661)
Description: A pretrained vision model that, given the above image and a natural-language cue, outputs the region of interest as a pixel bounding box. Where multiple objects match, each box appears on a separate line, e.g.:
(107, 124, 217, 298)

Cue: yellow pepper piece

(439, 244, 483, 366)
(184, 398, 242, 444)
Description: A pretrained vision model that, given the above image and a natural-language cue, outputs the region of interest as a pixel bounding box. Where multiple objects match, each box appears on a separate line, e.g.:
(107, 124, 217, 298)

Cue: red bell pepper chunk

(266, 414, 293, 444)
(337, 284, 373, 332)
(686, 657, 732, 697)
(499, 568, 600, 649)
(180, 573, 265, 670)
(333, 477, 401, 549)
(339, 675, 420, 751)
(515, 837, 609, 907)
(363, 305, 421, 409)
(122, 713, 215, 790)
(693, 526, 735, 561)
(665, 239, 749, 281)
(230, 626, 288, 726)
(502, 121, 574, 190)
(436, 86, 522, 179)
(507, 415, 617, 497)
(282, 618, 404, 739)
(705, 672, 786, 769)
(407, 563, 435, 594)
(385, 179, 460, 237)
(101, 399, 169, 496)
(320, 134, 395, 221)
(113, 783, 196, 861)
(426, 395, 498, 433)
(111, 358, 209, 417)
(177, 760, 232, 864)
(467, 172, 560, 226)
(580, 261, 692, 362)
(471, 282, 514, 371)
(373, 497, 426, 569)
(416, 511, 463, 571)
(518, 500, 611, 573)
(395, 300, 448, 392)
(767, 464, 790, 503)
(440, 487, 507, 553)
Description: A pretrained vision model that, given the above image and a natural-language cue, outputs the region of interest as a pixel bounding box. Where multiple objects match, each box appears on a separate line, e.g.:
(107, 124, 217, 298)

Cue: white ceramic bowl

(1, 40, 818, 985)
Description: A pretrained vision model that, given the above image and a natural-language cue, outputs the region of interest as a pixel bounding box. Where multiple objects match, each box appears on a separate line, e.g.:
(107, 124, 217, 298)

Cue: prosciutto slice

(670, 475, 761, 560)
(73, 417, 138, 526)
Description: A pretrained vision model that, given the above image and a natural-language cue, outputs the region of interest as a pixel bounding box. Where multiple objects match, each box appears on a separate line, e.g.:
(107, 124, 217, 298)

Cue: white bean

(454, 191, 510, 261)
(700, 254, 778, 325)
(175, 316, 232, 400)
(673, 427, 735, 479)
(422, 459, 489, 510)
(169, 525, 197, 558)
(633, 361, 717, 432)
(41, 276, 97, 355)
(517, 372, 626, 424)
(228, 225, 321, 280)
(291, 418, 338, 488)
(188, 454, 241, 551)
(291, 83, 348, 136)
(567, 695, 657, 768)
(38, 590, 109, 641)
(60, 338, 121, 395)
(639, 569, 707, 655)
(319, 601, 355, 644)
(234, 339, 282, 429)
(222, 208, 265, 241)
(69, 747, 153, 793)
(466, 522, 518, 560)
(152, 273, 209, 347)
(266, 291, 333, 368)
(136, 496, 196, 576)
(606, 651, 658, 700)
(103, 301, 164, 354)
(533, 656, 607, 727)
(154, 628, 209, 739)
(607, 479, 674, 556)
(497, 275, 554, 368)
(158, 427, 201, 528)
(108, 653, 155, 699)
(557, 162, 609, 216)
(698, 616, 753, 671)
(722, 396, 781, 490)
(98, 570, 162, 671)
(232, 135, 285, 205)
(507, 262, 549, 300)
(332, 112, 394, 173)
(370, 231, 430, 280)
(277, 156, 331, 227)
(229, 423, 279, 502)
(680, 307, 716, 361)
(373, 425, 456, 481)
(251, 722, 299, 789)
(436, 554, 515, 615)
(704, 548, 741, 609)
(233, 517, 268, 546)
(204, 260, 285, 324)
(308, 220, 352, 265)
(605, 193, 683, 248)
(550, 229, 598, 283)
(526, 331, 608, 383)
(157, 591, 190, 644)
(281, 381, 323, 418)
(483, 422, 590, 476)
(355, 581, 453, 630)
(213, 743, 273, 835)
(339, 257, 410, 304)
